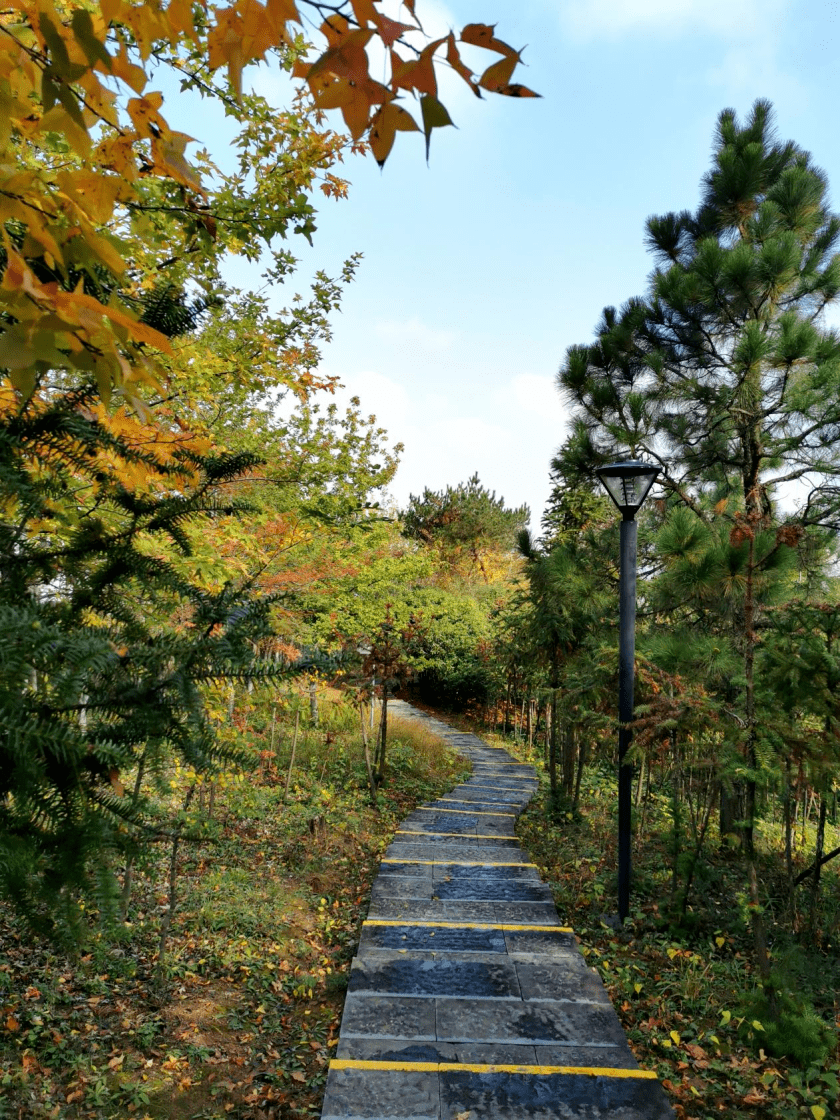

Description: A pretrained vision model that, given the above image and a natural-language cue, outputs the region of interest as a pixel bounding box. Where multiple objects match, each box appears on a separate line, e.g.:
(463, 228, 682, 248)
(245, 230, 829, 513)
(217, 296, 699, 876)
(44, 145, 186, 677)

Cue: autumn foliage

(0, 0, 536, 414)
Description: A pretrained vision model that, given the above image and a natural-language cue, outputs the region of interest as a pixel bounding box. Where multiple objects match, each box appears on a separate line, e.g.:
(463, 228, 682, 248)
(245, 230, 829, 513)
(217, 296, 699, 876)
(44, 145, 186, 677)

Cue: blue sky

(176, 0, 840, 531)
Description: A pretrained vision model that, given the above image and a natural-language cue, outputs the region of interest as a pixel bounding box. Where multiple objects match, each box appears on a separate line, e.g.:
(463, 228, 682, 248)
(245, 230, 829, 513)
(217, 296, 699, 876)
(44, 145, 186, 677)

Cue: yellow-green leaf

(420, 94, 454, 161)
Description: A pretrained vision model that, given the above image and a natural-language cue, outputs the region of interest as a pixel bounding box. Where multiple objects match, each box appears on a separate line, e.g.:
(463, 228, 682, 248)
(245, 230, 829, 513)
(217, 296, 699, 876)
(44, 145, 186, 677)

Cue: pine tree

(558, 100, 840, 851)
(0, 386, 279, 936)
(402, 474, 529, 584)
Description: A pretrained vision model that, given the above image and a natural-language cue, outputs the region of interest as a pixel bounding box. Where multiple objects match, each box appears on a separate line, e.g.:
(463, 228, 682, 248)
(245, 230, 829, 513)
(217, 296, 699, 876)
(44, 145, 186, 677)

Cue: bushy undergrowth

(455, 719, 840, 1120)
(0, 686, 469, 1120)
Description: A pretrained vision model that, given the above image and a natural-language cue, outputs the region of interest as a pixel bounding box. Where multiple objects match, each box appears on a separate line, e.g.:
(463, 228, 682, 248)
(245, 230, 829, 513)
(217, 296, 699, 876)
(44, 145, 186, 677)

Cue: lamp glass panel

(598, 464, 659, 514)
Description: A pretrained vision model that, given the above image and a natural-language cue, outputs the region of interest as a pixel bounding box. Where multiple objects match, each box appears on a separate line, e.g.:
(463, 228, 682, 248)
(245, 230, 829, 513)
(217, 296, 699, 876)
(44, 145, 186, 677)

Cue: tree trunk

(748, 861, 778, 1020)
(120, 748, 149, 918)
(634, 753, 645, 809)
(548, 691, 558, 796)
(376, 689, 389, 783)
(562, 723, 576, 795)
(359, 703, 378, 808)
(283, 712, 300, 803)
(572, 736, 587, 813)
(671, 732, 681, 900)
(157, 784, 196, 977)
(309, 679, 319, 728)
(741, 529, 758, 856)
(808, 794, 828, 942)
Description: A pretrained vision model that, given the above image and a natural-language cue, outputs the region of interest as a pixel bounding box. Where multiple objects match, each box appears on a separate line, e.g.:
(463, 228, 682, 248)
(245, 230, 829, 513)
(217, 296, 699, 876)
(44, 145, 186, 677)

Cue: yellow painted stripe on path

(330, 1059, 657, 1080)
(396, 830, 517, 839)
(416, 807, 516, 818)
(364, 919, 572, 932)
(382, 859, 537, 868)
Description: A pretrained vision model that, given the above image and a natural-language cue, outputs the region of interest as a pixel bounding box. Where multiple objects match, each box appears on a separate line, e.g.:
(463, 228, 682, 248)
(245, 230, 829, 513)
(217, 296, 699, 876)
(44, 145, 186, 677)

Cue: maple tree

(1, 0, 537, 414)
(0, 0, 538, 924)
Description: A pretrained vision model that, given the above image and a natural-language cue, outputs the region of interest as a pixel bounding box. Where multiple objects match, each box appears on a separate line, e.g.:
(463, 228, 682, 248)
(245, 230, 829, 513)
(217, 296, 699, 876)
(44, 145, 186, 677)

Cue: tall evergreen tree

(557, 100, 840, 851)
(402, 474, 529, 584)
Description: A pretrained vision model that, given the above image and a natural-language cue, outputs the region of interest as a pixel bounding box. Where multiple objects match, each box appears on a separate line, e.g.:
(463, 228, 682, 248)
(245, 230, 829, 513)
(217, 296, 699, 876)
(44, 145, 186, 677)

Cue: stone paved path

(321, 702, 674, 1120)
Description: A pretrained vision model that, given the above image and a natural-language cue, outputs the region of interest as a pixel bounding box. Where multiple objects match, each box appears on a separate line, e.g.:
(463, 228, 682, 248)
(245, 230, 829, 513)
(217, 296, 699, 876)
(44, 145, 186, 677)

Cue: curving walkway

(321, 702, 674, 1120)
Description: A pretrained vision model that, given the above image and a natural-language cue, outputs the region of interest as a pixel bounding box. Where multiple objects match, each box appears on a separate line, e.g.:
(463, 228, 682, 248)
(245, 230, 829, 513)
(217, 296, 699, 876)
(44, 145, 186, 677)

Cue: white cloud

(559, 0, 790, 42)
(336, 368, 411, 428)
(706, 40, 806, 108)
(374, 316, 457, 352)
(505, 373, 565, 417)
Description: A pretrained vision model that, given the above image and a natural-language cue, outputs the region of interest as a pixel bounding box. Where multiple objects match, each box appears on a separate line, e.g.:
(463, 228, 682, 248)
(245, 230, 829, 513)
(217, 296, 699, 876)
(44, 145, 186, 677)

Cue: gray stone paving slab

(321, 703, 674, 1120)
(336, 1038, 541, 1064)
(339, 992, 436, 1040)
(434, 997, 629, 1047)
(370, 879, 435, 902)
(516, 961, 612, 1005)
(504, 928, 579, 954)
(400, 815, 517, 837)
(359, 925, 508, 954)
(365, 901, 561, 926)
(366, 901, 501, 923)
(533, 1044, 639, 1069)
(378, 862, 541, 882)
(431, 865, 541, 881)
(393, 833, 522, 848)
(432, 879, 554, 902)
(321, 1068, 438, 1120)
(349, 957, 522, 1000)
(383, 843, 536, 862)
(439, 1069, 676, 1120)
(492, 903, 561, 925)
(403, 812, 517, 832)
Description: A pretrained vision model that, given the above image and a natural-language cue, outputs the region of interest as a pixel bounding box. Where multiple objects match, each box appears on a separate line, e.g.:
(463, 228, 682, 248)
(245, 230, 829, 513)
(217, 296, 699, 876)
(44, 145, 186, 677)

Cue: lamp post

(596, 460, 660, 923)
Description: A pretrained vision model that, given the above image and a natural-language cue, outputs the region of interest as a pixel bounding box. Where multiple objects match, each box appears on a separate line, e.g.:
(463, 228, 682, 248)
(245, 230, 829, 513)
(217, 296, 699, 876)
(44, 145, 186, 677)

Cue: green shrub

(742, 989, 836, 1068)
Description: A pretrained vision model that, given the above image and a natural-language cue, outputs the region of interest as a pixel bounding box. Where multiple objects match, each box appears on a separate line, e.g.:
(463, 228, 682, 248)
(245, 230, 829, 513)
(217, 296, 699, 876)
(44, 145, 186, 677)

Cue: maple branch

(0, 22, 127, 136)
(0, 189, 59, 221)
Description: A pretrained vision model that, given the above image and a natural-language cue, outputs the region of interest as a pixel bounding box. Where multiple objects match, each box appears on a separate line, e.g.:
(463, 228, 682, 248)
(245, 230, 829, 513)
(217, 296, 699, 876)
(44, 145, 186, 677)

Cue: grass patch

(449, 715, 840, 1120)
(0, 687, 468, 1120)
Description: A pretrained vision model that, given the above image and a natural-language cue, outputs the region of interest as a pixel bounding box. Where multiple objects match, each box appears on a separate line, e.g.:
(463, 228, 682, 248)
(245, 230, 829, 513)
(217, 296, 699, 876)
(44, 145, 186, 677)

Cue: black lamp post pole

(596, 459, 659, 925)
(618, 513, 638, 924)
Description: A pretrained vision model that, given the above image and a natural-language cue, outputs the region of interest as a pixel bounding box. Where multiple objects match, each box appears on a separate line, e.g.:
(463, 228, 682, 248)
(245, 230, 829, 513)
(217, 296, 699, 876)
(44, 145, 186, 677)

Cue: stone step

(320, 703, 674, 1120)
(322, 1064, 674, 1120)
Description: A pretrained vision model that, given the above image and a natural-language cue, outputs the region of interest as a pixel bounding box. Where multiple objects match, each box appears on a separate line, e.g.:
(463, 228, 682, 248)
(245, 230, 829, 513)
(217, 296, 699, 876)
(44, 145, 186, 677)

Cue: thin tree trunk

(671, 732, 681, 900)
(283, 712, 300, 803)
(748, 861, 778, 1019)
(572, 735, 587, 813)
(309, 679, 319, 728)
(376, 690, 389, 783)
(121, 748, 149, 917)
(157, 784, 196, 976)
(634, 754, 645, 809)
(562, 723, 575, 795)
(359, 703, 378, 807)
(742, 530, 758, 856)
(548, 691, 558, 797)
(808, 795, 828, 942)
(680, 779, 717, 916)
